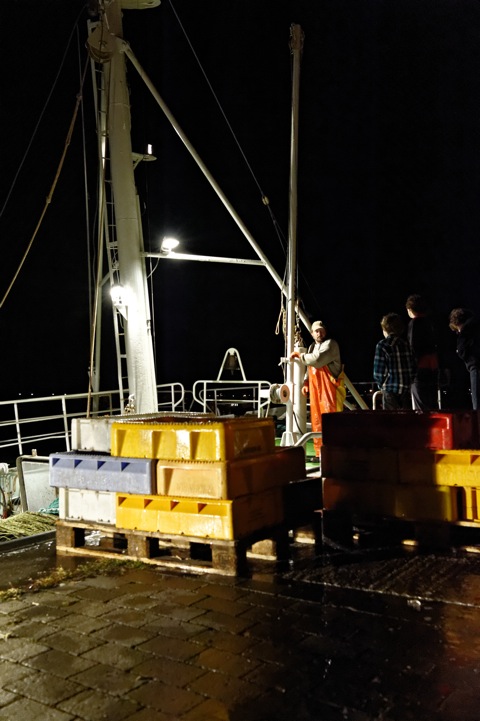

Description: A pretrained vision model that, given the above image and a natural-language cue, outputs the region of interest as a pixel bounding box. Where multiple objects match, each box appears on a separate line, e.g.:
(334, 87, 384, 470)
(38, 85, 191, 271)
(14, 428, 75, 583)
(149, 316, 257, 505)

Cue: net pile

(0, 512, 56, 542)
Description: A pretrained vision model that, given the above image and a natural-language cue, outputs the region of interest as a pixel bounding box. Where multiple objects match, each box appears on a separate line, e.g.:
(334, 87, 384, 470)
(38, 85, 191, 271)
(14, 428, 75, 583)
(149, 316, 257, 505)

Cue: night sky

(1, 0, 480, 406)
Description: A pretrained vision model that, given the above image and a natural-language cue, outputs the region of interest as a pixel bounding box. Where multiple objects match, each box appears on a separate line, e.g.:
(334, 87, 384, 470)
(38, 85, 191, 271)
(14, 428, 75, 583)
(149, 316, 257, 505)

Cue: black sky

(1, 0, 480, 403)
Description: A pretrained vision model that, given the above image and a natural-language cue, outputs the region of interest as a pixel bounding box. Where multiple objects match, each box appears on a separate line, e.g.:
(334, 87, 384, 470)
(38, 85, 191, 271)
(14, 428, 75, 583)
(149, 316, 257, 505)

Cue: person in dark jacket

(373, 313, 416, 410)
(406, 294, 439, 410)
(448, 308, 480, 410)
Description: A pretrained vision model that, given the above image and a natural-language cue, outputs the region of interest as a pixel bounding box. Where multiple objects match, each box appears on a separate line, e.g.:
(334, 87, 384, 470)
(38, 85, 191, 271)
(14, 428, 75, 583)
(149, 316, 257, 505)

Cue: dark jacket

(456, 317, 480, 371)
(407, 315, 438, 367)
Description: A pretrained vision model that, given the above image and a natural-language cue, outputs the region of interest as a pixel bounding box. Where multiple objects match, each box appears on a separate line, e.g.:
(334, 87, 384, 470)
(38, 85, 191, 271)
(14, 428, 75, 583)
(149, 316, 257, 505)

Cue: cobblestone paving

(1, 548, 480, 720)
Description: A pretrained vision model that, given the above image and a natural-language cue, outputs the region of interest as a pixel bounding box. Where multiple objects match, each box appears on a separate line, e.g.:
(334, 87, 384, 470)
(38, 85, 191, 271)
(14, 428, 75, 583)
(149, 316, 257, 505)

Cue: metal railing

(0, 383, 186, 460)
(192, 380, 274, 417)
(0, 377, 379, 463)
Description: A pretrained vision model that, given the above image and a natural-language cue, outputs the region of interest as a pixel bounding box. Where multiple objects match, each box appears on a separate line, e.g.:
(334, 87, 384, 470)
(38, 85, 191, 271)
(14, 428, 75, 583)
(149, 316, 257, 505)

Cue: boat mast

(283, 24, 306, 445)
(89, 0, 159, 414)
(89, 6, 368, 415)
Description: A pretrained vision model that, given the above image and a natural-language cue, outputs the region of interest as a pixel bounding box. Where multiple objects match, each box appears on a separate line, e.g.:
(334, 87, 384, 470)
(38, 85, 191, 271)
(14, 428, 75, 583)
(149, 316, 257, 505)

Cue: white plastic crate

(58, 488, 116, 524)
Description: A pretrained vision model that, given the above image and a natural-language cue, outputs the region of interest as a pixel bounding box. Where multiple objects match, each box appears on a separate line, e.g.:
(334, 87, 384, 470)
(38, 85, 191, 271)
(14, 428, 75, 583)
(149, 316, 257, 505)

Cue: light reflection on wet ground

(2, 532, 480, 719)
(287, 545, 480, 607)
(3, 533, 480, 612)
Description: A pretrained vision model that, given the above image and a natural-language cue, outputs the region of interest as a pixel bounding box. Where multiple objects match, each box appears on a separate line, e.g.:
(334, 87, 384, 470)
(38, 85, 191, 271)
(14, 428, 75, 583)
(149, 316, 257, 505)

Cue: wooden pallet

(55, 520, 296, 576)
(55, 477, 323, 575)
(319, 508, 480, 551)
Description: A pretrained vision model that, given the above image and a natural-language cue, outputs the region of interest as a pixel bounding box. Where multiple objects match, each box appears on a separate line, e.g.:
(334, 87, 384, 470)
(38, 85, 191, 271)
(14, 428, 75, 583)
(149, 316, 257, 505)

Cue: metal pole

(94, 1, 158, 413)
(283, 24, 305, 445)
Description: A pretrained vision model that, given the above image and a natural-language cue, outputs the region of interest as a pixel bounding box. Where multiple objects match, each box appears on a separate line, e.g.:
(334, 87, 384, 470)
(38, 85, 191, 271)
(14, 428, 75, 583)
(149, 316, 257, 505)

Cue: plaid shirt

(373, 334, 416, 393)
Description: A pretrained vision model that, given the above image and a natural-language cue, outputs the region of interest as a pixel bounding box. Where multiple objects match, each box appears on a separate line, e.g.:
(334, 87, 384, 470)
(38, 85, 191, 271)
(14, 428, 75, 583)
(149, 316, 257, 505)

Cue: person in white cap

(290, 320, 345, 457)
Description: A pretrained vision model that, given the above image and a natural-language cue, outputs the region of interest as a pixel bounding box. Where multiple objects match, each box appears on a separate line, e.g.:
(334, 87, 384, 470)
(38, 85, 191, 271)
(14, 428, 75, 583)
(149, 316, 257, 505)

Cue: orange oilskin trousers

(308, 365, 346, 456)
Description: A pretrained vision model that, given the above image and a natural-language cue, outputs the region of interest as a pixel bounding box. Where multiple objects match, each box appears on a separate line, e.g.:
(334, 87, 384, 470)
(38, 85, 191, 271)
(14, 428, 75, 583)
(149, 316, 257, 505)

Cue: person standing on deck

(448, 307, 480, 410)
(290, 321, 346, 457)
(374, 312, 416, 410)
(405, 294, 440, 410)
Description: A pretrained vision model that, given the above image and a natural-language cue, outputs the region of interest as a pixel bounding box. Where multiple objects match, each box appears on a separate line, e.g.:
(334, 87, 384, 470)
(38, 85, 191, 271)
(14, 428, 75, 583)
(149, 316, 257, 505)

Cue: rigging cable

(167, 0, 288, 258)
(170, 0, 296, 376)
(168, 1, 320, 342)
(0, 6, 88, 309)
(0, 6, 86, 222)
(0, 56, 90, 310)
(77, 23, 94, 330)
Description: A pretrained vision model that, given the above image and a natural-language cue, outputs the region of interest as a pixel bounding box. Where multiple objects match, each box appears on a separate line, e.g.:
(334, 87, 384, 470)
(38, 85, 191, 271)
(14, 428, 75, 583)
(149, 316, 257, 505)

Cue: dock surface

(0, 537, 480, 720)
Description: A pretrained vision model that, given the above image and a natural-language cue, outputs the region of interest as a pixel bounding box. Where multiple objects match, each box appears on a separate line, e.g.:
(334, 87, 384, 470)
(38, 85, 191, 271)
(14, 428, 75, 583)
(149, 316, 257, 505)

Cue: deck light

(110, 284, 128, 319)
(160, 237, 179, 254)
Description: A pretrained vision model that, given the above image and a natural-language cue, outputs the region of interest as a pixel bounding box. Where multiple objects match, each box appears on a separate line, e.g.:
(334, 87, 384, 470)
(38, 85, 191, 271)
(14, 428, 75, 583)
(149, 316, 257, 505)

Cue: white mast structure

(88, 0, 159, 414)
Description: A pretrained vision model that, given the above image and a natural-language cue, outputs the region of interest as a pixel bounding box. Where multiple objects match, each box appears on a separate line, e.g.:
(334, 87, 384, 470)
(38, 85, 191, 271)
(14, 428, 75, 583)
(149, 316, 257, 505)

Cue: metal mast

(88, 0, 159, 414)
(88, 7, 367, 416)
(282, 24, 306, 445)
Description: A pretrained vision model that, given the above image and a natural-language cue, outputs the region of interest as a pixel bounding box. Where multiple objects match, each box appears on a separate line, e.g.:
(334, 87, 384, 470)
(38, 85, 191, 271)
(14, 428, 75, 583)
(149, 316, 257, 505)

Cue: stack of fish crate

(320, 409, 480, 544)
(51, 414, 309, 574)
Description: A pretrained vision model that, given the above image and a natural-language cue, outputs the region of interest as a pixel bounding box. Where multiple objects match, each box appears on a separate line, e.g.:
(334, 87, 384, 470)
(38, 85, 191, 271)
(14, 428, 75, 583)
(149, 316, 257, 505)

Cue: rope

(0, 25, 89, 310)
(0, 6, 85, 223)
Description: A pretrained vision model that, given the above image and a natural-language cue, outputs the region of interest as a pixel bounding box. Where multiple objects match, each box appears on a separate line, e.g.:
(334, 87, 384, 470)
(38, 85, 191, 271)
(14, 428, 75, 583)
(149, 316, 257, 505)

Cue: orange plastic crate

(321, 446, 398, 483)
(321, 410, 477, 450)
(323, 477, 459, 522)
(155, 446, 306, 499)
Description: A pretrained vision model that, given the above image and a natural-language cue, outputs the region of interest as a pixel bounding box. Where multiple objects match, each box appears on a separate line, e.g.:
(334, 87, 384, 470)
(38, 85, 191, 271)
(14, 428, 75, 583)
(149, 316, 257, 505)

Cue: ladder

(90, 36, 129, 407)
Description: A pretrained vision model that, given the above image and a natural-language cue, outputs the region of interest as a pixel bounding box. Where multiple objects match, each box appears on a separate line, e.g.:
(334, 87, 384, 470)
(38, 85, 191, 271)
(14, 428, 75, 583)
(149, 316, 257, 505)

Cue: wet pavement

(1, 535, 480, 720)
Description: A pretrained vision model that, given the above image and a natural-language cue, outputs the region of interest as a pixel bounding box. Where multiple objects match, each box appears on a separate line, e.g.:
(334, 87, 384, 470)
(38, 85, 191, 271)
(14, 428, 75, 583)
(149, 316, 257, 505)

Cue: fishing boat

(2, 1, 479, 567)
(0, 1, 374, 547)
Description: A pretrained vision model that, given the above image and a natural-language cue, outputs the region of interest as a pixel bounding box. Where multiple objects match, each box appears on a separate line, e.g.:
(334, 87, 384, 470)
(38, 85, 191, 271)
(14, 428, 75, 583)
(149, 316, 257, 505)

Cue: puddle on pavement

(0, 538, 82, 591)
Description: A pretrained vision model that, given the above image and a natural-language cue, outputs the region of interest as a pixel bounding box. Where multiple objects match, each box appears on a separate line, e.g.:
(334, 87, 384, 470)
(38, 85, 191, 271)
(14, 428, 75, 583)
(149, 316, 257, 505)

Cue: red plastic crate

(321, 410, 478, 450)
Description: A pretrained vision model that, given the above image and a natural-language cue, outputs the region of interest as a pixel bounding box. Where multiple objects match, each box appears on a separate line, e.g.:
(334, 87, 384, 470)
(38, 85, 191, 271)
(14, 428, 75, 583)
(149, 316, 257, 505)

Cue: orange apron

(309, 365, 346, 456)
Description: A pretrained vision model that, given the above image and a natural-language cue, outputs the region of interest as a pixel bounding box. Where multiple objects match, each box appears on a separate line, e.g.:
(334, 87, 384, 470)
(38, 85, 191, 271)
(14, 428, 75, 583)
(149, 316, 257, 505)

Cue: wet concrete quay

(1, 535, 480, 720)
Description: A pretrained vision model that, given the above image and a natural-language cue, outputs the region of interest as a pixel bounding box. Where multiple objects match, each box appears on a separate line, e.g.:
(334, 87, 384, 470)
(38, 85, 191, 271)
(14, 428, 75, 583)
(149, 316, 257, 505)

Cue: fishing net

(0, 512, 56, 542)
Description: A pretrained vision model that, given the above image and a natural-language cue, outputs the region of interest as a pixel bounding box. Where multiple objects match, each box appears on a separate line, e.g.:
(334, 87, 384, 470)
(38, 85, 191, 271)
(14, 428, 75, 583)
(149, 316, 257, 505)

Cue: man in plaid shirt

(373, 313, 417, 410)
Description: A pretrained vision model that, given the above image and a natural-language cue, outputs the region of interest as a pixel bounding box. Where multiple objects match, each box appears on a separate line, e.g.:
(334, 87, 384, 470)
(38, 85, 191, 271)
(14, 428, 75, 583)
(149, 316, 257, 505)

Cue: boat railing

(192, 380, 274, 417)
(0, 378, 376, 464)
(0, 383, 186, 460)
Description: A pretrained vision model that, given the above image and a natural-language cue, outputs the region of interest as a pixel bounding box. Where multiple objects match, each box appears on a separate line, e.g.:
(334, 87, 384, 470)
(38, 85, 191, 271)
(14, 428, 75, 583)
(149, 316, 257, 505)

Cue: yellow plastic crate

(321, 446, 399, 484)
(398, 449, 480, 487)
(463, 487, 480, 522)
(115, 488, 284, 540)
(323, 477, 459, 522)
(111, 417, 276, 461)
(394, 484, 459, 522)
(155, 446, 306, 499)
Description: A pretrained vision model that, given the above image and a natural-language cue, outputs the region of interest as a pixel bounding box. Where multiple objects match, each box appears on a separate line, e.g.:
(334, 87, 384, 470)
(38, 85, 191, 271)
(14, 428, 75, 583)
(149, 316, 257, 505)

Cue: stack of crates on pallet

(51, 413, 204, 525)
(111, 416, 306, 540)
(321, 410, 480, 524)
(50, 415, 307, 543)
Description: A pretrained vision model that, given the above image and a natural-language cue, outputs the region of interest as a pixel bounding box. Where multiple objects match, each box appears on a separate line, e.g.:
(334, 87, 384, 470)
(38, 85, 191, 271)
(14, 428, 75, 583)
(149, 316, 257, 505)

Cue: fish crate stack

(320, 409, 480, 547)
(51, 415, 314, 574)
